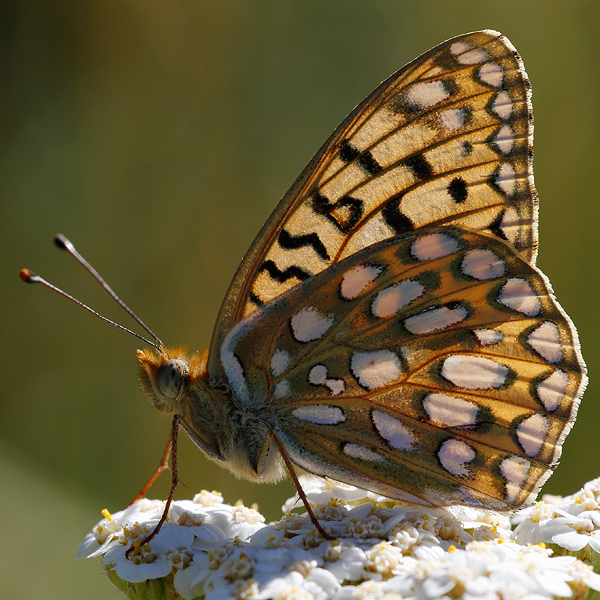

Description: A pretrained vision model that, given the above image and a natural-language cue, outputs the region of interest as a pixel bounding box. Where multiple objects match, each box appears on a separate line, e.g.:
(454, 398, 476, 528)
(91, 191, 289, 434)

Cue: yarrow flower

(79, 477, 600, 600)
(514, 477, 600, 573)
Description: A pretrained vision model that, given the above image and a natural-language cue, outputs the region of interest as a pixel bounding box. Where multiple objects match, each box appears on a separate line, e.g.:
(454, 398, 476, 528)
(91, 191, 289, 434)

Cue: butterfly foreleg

(125, 414, 190, 557)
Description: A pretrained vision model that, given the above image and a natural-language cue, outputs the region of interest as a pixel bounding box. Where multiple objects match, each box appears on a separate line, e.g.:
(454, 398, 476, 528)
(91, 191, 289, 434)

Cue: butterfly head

(137, 346, 209, 414)
(137, 346, 275, 477)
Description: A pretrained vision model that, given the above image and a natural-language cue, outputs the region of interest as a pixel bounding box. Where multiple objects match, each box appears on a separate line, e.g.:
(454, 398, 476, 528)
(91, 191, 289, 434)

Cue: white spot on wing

(273, 380, 290, 399)
(344, 443, 385, 463)
(372, 279, 424, 318)
(491, 91, 512, 120)
(498, 207, 520, 245)
(411, 232, 460, 261)
(516, 413, 549, 456)
(308, 364, 345, 396)
(461, 249, 505, 280)
(292, 404, 346, 425)
(351, 350, 402, 389)
(457, 48, 488, 65)
(340, 264, 382, 299)
(372, 410, 414, 451)
(474, 329, 504, 346)
(442, 355, 509, 389)
(407, 81, 450, 108)
(221, 320, 251, 405)
(479, 63, 503, 87)
(423, 393, 478, 427)
(528, 322, 563, 364)
(450, 40, 488, 65)
(500, 456, 530, 503)
(271, 348, 291, 377)
(449, 41, 469, 56)
(439, 108, 465, 131)
(438, 439, 475, 477)
(537, 370, 568, 411)
(498, 278, 540, 316)
(308, 364, 328, 385)
(291, 306, 334, 342)
(496, 162, 516, 196)
(405, 305, 468, 334)
(493, 125, 514, 154)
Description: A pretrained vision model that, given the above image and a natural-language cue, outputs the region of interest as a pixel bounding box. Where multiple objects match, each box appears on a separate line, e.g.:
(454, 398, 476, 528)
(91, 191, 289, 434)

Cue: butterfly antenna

(20, 235, 164, 351)
(53, 234, 164, 348)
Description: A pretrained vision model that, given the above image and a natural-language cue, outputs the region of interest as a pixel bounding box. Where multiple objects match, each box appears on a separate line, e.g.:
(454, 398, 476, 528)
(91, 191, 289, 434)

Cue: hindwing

(220, 227, 583, 509)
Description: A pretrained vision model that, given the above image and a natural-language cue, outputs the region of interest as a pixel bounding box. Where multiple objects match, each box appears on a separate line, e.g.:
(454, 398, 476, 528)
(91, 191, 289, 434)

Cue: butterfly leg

(272, 433, 334, 540)
(125, 414, 183, 557)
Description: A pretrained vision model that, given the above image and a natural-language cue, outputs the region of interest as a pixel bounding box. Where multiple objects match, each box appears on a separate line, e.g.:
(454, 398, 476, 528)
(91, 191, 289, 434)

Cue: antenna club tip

(54, 234, 71, 251)
(20, 268, 37, 283)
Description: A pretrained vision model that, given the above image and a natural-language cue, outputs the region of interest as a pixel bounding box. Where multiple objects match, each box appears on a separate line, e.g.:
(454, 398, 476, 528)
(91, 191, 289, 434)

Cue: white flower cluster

(514, 477, 600, 566)
(79, 479, 600, 600)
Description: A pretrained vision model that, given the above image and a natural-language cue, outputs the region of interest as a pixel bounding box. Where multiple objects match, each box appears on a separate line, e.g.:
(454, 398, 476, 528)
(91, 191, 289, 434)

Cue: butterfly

(23, 30, 586, 541)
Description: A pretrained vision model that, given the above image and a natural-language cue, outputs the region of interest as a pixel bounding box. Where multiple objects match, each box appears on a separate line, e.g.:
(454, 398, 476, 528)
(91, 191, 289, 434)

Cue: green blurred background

(3, 1, 599, 598)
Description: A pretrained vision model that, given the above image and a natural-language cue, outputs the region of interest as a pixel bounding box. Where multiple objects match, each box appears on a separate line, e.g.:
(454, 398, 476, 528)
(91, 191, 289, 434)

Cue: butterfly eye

(157, 359, 188, 398)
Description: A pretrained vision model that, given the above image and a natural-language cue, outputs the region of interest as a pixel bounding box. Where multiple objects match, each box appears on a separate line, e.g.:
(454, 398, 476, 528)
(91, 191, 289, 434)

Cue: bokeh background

(3, 1, 599, 598)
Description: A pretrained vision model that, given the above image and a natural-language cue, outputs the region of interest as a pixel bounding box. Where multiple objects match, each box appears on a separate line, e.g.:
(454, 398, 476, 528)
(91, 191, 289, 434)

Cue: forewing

(210, 30, 536, 378)
(220, 227, 584, 510)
